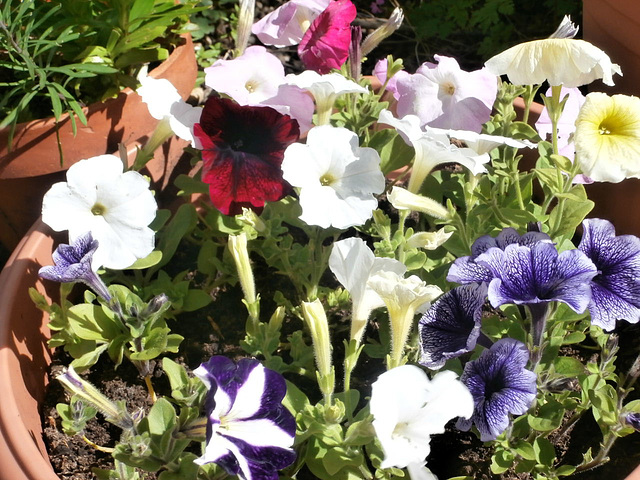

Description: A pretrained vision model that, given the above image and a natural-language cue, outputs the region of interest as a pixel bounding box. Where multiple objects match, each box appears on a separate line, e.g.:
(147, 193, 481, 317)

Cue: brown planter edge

(0, 219, 59, 480)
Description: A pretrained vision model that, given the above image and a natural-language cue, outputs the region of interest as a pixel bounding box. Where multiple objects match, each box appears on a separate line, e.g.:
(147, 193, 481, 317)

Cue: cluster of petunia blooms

(32, 2, 640, 479)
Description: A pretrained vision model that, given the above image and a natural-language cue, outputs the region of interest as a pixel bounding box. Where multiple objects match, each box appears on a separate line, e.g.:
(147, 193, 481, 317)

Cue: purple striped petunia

(38, 232, 111, 301)
(194, 356, 297, 480)
(578, 218, 640, 331)
(418, 283, 488, 369)
(475, 241, 597, 313)
(456, 339, 537, 441)
(447, 227, 552, 285)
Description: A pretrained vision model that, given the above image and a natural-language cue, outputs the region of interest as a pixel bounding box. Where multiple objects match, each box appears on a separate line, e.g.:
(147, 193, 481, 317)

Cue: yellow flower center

(441, 82, 456, 96)
(598, 124, 611, 135)
(320, 173, 336, 186)
(91, 203, 107, 216)
(245, 80, 258, 93)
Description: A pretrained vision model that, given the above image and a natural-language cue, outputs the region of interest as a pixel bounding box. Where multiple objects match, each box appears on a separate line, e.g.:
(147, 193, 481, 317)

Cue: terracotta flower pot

(0, 219, 59, 480)
(583, 0, 640, 97)
(0, 34, 197, 251)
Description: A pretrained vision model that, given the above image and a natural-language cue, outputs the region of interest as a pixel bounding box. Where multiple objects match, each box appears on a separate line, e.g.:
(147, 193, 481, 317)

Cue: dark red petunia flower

(194, 96, 300, 215)
(298, 0, 357, 74)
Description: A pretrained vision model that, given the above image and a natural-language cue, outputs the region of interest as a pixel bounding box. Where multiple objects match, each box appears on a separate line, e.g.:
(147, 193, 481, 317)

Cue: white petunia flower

(484, 16, 621, 88)
(285, 71, 368, 124)
(137, 70, 202, 147)
(368, 271, 442, 368)
(41, 155, 157, 270)
(281, 125, 385, 229)
(378, 109, 490, 193)
(370, 366, 473, 470)
(329, 237, 407, 343)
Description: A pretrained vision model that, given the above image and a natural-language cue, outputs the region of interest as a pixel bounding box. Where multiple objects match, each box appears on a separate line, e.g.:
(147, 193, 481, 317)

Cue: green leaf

(514, 440, 536, 461)
(181, 289, 212, 312)
(556, 465, 576, 476)
(562, 332, 586, 344)
(67, 304, 122, 342)
(553, 356, 585, 376)
(490, 448, 514, 474)
(528, 400, 565, 432)
(70, 343, 109, 371)
(147, 398, 176, 436)
(283, 380, 310, 416)
(127, 250, 163, 269)
(533, 437, 556, 466)
(157, 453, 200, 480)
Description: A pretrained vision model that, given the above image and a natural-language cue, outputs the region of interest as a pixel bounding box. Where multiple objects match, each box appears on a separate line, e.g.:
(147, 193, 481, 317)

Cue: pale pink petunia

(395, 55, 497, 133)
(298, 0, 357, 74)
(204, 46, 314, 134)
(252, 0, 331, 47)
(373, 57, 408, 99)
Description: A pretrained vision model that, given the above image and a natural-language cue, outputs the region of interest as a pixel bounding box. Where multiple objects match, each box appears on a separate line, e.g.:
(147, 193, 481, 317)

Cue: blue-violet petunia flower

(39, 232, 111, 301)
(193, 356, 297, 480)
(418, 283, 488, 370)
(447, 227, 552, 285)
(475, 241, 597, 314)
(456, 338, 537, 441)
(624, 412, 640, 431)
(194, 96, 300, 216)
(578, 218, 640, 331)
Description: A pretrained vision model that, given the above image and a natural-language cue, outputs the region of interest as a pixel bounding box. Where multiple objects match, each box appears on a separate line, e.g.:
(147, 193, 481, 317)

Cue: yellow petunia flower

(574, 92, 640, 183)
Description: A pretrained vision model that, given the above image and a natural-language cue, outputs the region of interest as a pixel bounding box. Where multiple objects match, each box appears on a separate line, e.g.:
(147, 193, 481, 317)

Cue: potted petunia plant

(4, 3, 640, 480)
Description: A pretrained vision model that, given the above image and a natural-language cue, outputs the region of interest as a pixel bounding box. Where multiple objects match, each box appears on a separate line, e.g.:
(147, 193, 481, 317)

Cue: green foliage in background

(0, 0, 203, 143)
(397, 0, 582, 66)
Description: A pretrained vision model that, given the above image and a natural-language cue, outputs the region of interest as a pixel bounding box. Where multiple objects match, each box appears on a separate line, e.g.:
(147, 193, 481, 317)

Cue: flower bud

(388, 186, 450, 220)
(235, 0, 255, 56)
(361, 8, 404, 57)
(406, 228, 452, 250)
(228, 233, 256, 306)
(301, 299, 334, 398)
(57, 366, 133, 431)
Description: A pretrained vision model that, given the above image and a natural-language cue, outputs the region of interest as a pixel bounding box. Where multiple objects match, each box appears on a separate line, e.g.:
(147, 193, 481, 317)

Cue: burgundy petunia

(298, 0, 357, 74)
(194, 96, 300, 215)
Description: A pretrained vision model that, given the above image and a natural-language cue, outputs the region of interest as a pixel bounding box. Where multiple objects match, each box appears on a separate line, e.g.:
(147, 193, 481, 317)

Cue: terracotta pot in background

(582, 0, 640, 97)
(0, 34, 197, 251)
(0, 219, 60, 480)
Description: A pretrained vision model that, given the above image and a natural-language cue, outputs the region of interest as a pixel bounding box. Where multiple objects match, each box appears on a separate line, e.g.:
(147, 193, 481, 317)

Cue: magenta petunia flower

(194, 97, 300, 216)
(298, 0, 357, 74)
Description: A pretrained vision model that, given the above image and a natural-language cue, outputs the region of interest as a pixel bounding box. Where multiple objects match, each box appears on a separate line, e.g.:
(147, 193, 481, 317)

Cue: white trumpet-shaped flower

(379, 109, 489, 193)
(368, 271, 442, 368)
(329, 238, 407, 343)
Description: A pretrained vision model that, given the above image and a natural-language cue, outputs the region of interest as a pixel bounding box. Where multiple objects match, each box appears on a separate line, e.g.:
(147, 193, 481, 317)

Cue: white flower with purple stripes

(193, 356, 296, 480)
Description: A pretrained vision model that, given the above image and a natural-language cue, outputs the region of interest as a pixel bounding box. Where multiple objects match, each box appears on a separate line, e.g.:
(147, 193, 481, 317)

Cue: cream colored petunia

(485, 39, 621, 88)
(574, 92, 640, 183)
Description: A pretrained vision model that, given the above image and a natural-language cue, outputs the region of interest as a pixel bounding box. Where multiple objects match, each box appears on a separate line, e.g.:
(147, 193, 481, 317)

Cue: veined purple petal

(476, 242, 597, 313)
(578, 218, 640, 331)
(447, 228, 552, 285)
(456, 339, 536, 441)
(39, 232, 111, 301)
(446, 257, 494, 284)
(418, 283, 488, 369)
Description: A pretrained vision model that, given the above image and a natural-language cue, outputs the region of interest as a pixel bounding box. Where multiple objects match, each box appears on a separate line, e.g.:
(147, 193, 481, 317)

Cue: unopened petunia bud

(361, 8, 404, 57)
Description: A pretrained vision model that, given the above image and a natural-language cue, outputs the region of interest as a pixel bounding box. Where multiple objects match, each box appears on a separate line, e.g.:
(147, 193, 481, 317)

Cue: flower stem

(144, 375, 157, 403)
